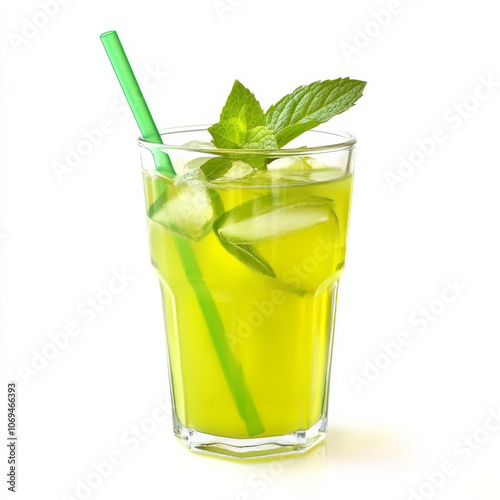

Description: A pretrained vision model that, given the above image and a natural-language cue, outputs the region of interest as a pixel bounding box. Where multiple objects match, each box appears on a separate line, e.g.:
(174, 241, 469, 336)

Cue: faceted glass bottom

(174, 415, 328, 459)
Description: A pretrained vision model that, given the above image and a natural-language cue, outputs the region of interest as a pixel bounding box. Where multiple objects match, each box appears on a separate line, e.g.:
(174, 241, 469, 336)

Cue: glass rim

(137, 125, 357, 156)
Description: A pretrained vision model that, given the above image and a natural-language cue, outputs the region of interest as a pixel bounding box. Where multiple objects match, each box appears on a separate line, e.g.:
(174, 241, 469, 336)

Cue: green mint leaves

(242, 126, 278, 149)
(208, 78, 366, 151)
(219, 81, 264, 128)
(265, 78, 366, 147)
(208, 80, 268, 149)
(200, 157, 234, 180)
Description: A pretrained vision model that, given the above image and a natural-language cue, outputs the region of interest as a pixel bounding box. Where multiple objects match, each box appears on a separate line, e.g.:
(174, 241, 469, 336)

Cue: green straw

(100, 31, 174, 177)
(100, 30, 264, 436)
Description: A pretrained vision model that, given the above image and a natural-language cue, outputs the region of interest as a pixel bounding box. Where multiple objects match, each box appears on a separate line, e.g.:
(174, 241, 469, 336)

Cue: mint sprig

(208, 77, 366, 155)
(198, 78, 366, 280)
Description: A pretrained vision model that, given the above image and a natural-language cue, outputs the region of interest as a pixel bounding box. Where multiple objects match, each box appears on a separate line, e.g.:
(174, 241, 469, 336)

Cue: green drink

(98, 38, 366, 457)
(140, 126, 356, 458)
(101, 31, 365, 459)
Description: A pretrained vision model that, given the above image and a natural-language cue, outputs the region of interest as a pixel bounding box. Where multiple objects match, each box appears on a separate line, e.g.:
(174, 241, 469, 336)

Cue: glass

(138, 126, 356, 459)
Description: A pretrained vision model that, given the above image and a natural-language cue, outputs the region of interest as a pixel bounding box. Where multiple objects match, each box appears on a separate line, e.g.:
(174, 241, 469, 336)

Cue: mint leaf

(242, 126, 278, 149)
(201, 155, 267, 181)
(219, 81, 264, 128)
(200, 157, 234, 180)
(215, 236, 276, 278)
(209, 80, 265, 148)
(265, 78, 366, 147)
(208, 118, 247, 149)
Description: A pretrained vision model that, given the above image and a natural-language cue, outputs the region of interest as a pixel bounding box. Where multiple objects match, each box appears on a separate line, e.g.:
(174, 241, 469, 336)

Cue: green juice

(143, 164, 353, 439)
(99, 39, 365, 454)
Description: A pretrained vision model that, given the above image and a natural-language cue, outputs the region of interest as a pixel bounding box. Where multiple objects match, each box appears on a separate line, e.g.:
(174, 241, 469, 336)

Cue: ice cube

(174, 156, 210, 176)
(304, 168, 346, 183)
(215, 195, 342, 290)
(151, 179, 220, 241)
(272, 156, 345, 183)
(219, 200, 334, 244)
(267, 156, 308, 171)
(223, 160, 255, 180)
(303, 156, 328, 169)
(171, 141, 216, 175)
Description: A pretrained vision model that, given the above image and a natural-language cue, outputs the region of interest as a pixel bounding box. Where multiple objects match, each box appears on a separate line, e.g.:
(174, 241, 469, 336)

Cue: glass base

(174, 416, 328, 459)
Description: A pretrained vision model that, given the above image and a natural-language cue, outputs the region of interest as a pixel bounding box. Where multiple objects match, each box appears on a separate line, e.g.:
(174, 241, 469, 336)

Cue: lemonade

(100, 30, 365, 458)
(143, 162, 353, 442)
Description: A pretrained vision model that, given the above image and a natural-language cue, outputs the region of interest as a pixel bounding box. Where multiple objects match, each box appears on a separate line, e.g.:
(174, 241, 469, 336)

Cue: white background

(1, 0, 500, 499)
